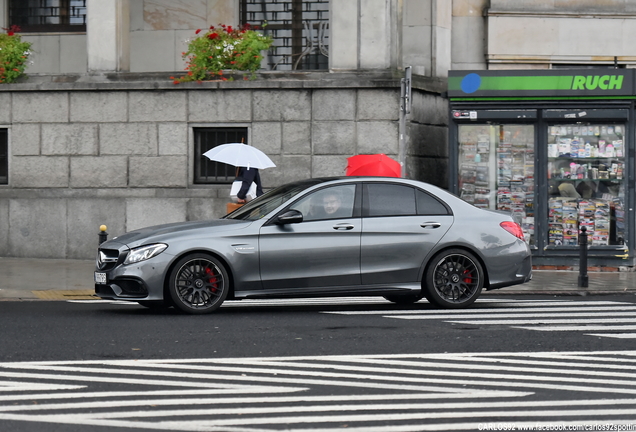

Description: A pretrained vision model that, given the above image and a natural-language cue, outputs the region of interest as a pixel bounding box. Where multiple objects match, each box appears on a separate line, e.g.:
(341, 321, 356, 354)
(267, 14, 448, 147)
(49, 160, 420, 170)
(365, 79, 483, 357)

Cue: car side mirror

(276, 210, 303, 225)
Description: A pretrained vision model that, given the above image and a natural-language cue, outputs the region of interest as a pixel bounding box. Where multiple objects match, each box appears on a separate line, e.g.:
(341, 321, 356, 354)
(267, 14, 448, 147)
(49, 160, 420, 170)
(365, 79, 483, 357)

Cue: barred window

(0, 129, 7, 185)
(240, 0, 329, 71)
(194, 127, 248, 184)
(9, 0, 87, 33)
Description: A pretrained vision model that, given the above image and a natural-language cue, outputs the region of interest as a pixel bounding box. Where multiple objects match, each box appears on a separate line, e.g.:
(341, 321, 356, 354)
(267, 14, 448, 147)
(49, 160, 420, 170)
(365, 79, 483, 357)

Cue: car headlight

(124, 243, 168, 265)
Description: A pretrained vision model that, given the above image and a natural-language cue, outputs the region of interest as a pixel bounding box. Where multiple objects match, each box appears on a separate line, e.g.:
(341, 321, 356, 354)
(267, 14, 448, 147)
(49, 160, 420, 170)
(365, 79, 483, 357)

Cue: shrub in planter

(173, 23, 273, 83)
(0, 25, 32, 84)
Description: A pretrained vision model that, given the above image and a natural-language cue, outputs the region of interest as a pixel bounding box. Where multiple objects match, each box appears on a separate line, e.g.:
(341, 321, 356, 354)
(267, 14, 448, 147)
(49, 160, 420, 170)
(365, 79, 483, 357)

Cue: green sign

(448, 70, 634, 98)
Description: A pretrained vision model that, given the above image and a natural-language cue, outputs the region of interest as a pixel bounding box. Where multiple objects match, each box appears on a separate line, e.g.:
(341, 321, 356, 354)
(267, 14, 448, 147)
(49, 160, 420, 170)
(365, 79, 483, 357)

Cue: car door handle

(333, 223, 355, 230)
(420, 222, 441, 229)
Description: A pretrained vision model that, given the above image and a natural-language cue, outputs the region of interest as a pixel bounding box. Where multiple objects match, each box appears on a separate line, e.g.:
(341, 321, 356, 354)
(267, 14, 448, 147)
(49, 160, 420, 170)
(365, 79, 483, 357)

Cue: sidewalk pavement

(0, 257, 634, 301)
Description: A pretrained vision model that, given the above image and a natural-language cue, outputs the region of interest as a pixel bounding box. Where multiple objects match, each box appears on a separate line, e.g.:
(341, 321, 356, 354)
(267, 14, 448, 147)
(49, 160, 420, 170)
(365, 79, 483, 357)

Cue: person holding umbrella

(234, 166, 264, 203)
(202, 143, 276, 205)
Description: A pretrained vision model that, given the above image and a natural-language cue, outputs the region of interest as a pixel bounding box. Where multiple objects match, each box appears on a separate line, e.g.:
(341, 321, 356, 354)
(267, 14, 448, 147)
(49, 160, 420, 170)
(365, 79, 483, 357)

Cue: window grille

(194, 127, 248, 184)
(240, 0, 329, 71)
(9, 0, 87, 33)
(0, 129, 7, 185)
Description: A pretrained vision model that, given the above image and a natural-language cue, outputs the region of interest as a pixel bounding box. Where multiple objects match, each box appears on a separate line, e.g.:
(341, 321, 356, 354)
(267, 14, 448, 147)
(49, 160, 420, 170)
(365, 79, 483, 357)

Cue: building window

(240, 0, 329, 71)
(194, 127, 248, 184)
(9, 0, 87, 33)
(0, 129, 7, 185)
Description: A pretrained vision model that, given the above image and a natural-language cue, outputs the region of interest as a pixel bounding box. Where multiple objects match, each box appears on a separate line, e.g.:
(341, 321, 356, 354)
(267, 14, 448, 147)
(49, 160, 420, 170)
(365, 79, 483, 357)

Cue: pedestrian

(233, 166, 264, 203)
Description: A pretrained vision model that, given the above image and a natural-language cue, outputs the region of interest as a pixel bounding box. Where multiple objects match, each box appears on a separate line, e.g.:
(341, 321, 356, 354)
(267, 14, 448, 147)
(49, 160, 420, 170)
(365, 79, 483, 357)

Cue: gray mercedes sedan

(95, 177, 532, 314)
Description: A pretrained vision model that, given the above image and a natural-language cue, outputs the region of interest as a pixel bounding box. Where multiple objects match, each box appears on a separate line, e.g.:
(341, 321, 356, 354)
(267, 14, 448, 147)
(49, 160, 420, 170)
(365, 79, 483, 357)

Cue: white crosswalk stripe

(323, 299, 636, 339)
(1, 352, 636, 431)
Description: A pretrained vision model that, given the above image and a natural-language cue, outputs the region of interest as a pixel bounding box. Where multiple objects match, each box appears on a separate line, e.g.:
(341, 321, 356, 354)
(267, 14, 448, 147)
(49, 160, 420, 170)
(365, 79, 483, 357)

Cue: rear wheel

(422, 249, 483, 308)
(168, 253, 229, 314)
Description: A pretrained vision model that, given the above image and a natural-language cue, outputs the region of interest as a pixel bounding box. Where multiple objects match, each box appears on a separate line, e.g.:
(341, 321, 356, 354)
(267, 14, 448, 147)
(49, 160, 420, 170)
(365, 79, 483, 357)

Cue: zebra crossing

(322, 298, 636, 339)
(1, 351, 636, 431)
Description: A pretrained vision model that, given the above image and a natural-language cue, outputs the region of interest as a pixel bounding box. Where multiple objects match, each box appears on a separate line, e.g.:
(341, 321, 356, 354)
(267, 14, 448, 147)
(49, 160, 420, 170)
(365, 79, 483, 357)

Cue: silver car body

(95, 177, 531, 306)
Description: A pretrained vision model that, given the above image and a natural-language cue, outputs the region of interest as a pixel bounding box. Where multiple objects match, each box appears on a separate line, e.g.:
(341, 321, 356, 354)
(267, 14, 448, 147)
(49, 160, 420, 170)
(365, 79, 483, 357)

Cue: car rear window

(365, 184, 416, 216)
(416, 189, 450, 215)
(364, 183, 450, 217)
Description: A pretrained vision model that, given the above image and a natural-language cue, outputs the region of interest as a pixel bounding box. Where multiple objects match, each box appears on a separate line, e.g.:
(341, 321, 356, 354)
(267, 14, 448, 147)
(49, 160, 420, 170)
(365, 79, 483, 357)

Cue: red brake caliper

(462, 269, 472, 284)
(205, 267, 218, 293)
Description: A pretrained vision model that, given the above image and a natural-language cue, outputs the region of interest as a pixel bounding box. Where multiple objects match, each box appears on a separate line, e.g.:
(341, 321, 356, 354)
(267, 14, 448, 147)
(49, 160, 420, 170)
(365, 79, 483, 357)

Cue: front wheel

(168, 253, 229, 314)
(422, 249, 484, 309)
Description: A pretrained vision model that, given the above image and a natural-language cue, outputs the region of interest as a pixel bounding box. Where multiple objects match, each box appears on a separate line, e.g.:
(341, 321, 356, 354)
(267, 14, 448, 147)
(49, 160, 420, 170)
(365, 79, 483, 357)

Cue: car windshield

(226, 179, 326, 221)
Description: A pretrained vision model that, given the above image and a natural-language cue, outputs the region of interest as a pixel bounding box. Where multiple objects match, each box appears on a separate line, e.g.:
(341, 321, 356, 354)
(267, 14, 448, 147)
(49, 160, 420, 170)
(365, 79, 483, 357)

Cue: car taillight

(500, 221, 525, 241)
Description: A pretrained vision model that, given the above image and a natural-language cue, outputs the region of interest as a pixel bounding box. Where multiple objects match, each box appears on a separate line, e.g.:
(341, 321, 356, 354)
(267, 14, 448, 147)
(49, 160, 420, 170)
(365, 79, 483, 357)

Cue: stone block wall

(407, 79, 449, 188)
(0, 73, 445, 259)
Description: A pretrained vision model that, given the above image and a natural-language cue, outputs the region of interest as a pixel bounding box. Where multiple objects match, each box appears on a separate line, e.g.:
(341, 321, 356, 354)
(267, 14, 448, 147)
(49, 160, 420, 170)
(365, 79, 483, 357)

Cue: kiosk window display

(547, 123, 625, 247)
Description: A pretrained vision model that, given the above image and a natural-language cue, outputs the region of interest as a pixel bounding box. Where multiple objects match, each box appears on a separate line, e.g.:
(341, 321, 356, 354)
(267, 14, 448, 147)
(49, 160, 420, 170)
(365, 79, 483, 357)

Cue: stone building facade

(1, 0, 634, 259)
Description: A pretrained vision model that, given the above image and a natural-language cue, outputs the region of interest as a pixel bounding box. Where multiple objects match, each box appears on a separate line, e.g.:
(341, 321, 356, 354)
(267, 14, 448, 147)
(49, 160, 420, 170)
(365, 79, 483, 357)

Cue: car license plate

(94, 272, 107, 284)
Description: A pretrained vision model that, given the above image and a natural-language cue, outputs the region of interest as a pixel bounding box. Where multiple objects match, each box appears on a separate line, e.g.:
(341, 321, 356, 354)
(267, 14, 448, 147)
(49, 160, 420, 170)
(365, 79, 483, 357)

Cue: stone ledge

(0, 71, 446, 94)
(0, 187, 233, 199)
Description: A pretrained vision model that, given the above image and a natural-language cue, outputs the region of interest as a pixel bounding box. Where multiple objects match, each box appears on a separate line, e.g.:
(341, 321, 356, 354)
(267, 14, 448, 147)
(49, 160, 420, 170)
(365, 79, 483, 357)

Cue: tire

(137, 300, 171, 309)
(422, 249, 484, 309)
(168, 253, 229, 314)
(383, 293, 423, 305)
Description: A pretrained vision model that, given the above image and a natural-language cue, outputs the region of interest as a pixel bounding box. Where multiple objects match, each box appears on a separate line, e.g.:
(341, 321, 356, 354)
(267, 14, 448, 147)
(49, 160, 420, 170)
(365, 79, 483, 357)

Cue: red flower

(3, 25, 20, 36)
(208, 32, 218, 40)
(210, 25, 215, 30)
(195, 29, 201, 34)
(227, 26, 233, 33)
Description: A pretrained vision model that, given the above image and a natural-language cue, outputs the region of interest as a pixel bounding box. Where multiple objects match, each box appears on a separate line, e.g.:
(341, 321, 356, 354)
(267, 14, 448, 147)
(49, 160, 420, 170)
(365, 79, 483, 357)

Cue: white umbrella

(203, 143, 276, 170)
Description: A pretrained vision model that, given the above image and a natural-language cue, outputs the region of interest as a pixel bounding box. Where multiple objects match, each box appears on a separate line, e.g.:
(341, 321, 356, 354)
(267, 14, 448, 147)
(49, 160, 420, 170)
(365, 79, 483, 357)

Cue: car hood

(105, 219, 253, 249)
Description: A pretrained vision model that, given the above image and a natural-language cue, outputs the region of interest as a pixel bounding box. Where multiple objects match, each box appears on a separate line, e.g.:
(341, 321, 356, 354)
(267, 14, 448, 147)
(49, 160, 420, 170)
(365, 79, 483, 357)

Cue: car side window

(416, 189, 450, 215)
(364, 184, 416, 216)
(290, 185, 356, 221)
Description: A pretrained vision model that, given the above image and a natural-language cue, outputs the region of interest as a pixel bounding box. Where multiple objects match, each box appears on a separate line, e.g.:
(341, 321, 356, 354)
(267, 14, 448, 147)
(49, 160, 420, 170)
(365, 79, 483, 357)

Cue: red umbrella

(345, 154, 401, 177)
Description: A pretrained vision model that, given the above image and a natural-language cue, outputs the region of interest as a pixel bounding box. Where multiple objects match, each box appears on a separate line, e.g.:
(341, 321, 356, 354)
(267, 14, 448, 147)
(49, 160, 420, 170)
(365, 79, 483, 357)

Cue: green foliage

(173, 23, 273, 83)
(0, 26, 32, 84)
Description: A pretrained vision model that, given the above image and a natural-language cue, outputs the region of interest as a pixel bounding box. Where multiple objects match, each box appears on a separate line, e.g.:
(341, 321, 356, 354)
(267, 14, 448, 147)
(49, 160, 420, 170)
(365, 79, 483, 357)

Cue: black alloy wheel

(422, 249, 484, 308)
(168, 253, 229, 314)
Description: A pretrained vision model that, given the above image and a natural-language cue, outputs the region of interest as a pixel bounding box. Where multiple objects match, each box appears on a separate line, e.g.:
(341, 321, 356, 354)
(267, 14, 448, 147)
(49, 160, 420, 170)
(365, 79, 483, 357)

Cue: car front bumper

(94, 243, 174, 301)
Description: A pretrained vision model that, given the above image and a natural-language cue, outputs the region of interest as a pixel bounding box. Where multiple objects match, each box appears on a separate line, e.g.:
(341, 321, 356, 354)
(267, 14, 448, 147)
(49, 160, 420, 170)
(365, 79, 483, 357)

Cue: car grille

(96, 248, 124, 270)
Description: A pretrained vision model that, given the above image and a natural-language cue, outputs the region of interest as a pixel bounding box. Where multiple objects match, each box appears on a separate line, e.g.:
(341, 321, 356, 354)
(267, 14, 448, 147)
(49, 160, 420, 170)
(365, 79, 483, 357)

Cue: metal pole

(398, 66, 411, 178)
(578, 226, 588, 287)
(398, 103, 406, 177)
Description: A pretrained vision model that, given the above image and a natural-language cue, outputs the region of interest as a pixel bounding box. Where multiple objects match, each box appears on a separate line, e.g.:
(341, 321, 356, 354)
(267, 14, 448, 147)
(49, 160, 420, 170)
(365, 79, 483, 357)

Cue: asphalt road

(1, 294, 636, 431)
